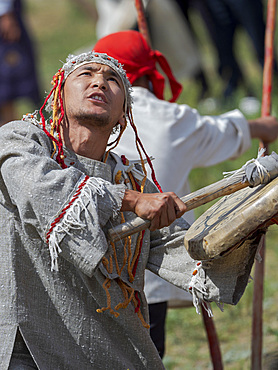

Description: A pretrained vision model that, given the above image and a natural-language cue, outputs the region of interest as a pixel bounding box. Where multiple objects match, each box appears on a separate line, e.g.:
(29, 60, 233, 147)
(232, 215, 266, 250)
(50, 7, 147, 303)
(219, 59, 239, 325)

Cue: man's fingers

(149, 196, 184, 230)
(124, 190, 187, 230)
(174, 202, 187, 218)
(170, 193, 186, 218)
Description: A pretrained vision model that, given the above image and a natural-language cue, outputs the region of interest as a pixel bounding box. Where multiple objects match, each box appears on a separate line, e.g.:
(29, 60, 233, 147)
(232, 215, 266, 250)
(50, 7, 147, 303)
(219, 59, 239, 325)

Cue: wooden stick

(261, 0, 276, 118)
(201, 304, 223, 370)
(134, 0, 151, 47)
(252, 1, 276, 368)
(252, 237, 265, 370)
(108, 175, 249, 242)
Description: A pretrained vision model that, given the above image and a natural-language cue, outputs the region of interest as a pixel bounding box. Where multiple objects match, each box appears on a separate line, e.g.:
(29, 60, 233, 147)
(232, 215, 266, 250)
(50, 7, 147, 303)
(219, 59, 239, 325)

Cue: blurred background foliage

(17, 0, 278, 368)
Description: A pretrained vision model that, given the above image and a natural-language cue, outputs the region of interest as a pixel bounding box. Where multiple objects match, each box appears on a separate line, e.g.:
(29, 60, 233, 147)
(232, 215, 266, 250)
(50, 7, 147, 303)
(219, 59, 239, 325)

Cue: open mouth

(89, 93, 107, 103)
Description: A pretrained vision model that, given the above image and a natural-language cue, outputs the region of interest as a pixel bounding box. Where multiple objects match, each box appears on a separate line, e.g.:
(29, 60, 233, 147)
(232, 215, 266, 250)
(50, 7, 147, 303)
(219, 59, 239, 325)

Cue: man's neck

(132, 75, 151, 90)
(61, 120, 111, 161)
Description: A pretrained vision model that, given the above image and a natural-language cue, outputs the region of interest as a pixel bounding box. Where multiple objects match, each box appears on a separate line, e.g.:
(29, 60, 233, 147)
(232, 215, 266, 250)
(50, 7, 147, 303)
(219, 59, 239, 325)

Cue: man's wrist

(120, 189, 140, 213)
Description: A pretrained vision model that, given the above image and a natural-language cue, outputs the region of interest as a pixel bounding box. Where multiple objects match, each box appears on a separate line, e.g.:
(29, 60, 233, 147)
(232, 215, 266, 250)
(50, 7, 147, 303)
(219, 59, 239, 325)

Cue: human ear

(118, 113, 127, 129)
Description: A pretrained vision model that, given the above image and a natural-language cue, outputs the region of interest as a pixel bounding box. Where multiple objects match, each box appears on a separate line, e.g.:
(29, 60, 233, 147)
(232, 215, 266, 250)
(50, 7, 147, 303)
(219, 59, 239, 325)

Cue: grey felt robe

(0, 120, 258, 369)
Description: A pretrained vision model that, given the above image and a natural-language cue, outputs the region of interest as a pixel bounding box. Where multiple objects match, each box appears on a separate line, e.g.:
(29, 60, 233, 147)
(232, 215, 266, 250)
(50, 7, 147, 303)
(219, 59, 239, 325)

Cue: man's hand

(120, 190, 186, 231)
(248, 116, 278, 144)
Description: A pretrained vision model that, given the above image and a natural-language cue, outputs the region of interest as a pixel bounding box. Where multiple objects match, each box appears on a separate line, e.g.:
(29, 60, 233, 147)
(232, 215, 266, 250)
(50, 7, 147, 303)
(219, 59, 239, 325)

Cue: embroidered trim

(188, 261, 213, 317)
(46, 175, 106, 271)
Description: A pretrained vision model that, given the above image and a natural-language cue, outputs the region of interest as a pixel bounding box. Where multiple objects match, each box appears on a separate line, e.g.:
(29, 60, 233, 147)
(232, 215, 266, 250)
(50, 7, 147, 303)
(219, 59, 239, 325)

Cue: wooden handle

(134, 0, 151, 47)
(107, 176, 249, 242)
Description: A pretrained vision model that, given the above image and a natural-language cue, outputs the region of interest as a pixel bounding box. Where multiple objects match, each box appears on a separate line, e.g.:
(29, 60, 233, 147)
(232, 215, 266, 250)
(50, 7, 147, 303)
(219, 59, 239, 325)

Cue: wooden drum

(184, 177, 278, 260)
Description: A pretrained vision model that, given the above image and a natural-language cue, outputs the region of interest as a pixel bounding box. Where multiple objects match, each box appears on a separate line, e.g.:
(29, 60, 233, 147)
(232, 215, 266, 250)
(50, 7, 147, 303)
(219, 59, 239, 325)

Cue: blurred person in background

(94, 30, 278, 359)
(0, 0, 40, 126)
(174, 0, 269, 114)
(95, 0, 210, 101)
(199, 0, 267, 107)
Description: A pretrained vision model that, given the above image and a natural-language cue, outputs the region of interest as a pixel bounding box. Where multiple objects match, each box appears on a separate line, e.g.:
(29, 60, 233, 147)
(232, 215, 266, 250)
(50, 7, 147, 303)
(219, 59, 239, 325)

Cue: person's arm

(153, 105, 252, 173)
(0, 120, 188, 277)
(175, 108, 278, 170)
(120, 189, 186, 231)
(248, 116, 278, 143)
(0, 121, 126, 276)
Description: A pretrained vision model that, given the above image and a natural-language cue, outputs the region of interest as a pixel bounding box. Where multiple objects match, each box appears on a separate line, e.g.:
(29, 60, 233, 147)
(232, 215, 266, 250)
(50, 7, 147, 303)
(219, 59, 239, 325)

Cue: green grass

(18, 1, 278, 368)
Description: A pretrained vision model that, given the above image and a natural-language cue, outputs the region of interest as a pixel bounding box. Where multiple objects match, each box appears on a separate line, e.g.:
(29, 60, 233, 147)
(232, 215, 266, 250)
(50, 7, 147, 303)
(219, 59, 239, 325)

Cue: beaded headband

(62, 51, 132, 113)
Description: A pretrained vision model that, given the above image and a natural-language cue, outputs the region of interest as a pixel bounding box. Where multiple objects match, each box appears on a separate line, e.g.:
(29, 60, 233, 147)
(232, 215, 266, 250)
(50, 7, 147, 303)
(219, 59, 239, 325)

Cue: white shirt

(114, 86, 251, 304)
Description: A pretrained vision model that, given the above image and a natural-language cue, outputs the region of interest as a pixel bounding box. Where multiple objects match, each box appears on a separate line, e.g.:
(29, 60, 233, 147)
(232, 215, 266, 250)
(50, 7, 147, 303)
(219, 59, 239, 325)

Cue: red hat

(93, 30, 182, 102)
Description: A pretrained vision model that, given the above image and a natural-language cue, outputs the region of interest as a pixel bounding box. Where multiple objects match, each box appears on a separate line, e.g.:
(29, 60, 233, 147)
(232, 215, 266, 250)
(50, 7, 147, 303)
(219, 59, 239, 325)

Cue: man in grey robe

(0, 51, 260, 369)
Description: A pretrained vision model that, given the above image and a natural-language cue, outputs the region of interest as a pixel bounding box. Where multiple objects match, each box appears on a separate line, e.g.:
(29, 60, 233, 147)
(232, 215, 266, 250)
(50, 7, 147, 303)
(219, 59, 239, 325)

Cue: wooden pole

(201, 304, 223, 370)
(261, 0, 276, 118)
(251, 1, 276, 368)
(134, 0, 151, 47)
(108, 163, 278, 242)
(108, 176, 250, 242)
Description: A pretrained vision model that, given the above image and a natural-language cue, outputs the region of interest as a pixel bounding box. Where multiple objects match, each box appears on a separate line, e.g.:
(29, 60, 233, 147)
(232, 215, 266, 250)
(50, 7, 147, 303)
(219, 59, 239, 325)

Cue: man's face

(63, 62, 126, 131)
